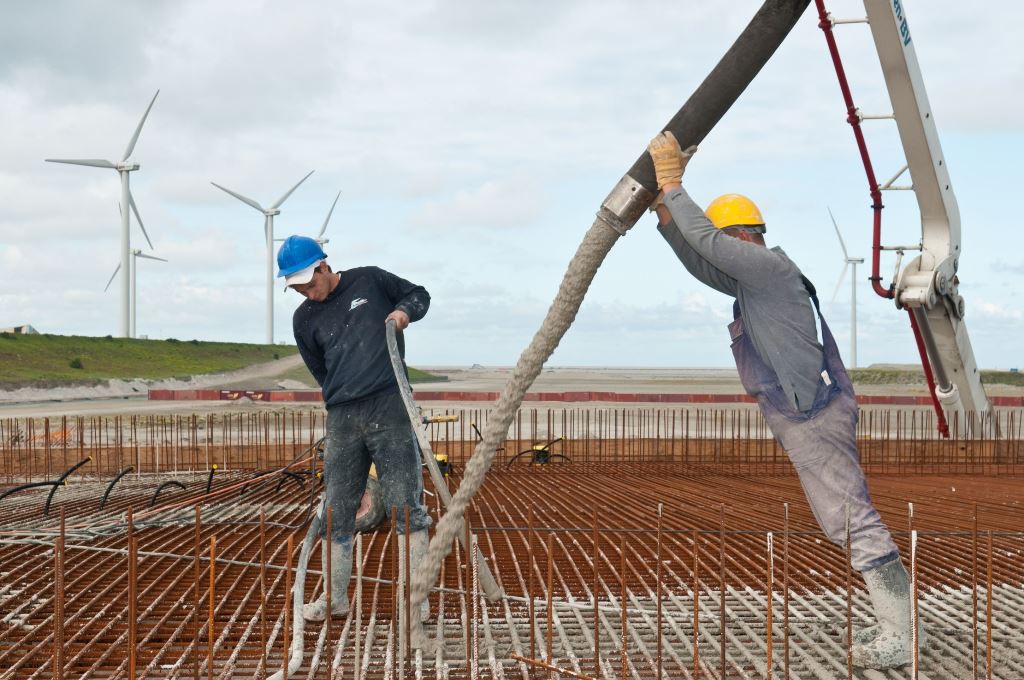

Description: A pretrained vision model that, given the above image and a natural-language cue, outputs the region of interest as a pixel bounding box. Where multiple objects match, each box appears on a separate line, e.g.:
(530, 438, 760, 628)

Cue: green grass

(0, 333, 296, 390)
(849, 367, 1024, 387)
(848, 368, 927, 385)
(271, 363, 447, 388)
(981, 370, 1024, 387)
(408, 366, 447, 383)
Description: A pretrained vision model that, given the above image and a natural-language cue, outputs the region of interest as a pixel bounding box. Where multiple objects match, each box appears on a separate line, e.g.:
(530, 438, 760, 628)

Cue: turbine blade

(211, 182, 264, 212)
(122, 90, 160, 161)
(827, 206, 850, 260)
(129, 192, 153, 249)
(270, 170, 314, 210)
(136, 253, 167, 262)
(45, 158, 117, 169)
(318, 190, 341, 239)
(830, 262, 850, 304)
(104, 264, 121, 292)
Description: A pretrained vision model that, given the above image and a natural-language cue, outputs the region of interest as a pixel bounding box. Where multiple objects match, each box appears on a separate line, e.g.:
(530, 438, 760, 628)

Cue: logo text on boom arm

(892, 0, 912, 46)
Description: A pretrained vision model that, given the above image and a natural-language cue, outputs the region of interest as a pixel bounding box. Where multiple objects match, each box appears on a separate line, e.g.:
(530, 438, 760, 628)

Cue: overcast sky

(1, 1, 1021, 369)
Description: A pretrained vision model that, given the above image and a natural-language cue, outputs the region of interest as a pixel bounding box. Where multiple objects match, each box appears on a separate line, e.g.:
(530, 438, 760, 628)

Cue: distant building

(0, 324, 39, 335)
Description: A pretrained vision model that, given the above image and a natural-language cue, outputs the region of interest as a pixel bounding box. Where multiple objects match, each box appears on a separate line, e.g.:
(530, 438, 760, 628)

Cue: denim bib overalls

(729, 278, 897, 571)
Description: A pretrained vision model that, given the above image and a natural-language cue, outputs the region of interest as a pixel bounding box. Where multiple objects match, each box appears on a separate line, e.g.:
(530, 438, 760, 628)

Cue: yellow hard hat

(705, 194, 766, 231)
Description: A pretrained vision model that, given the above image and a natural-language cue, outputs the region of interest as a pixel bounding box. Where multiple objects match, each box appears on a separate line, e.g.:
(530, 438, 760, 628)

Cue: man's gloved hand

(647, 131, 698, 190)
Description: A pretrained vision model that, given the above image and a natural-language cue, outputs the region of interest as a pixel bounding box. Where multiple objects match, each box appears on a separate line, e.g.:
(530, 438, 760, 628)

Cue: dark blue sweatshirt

(292, 266, 430, 406)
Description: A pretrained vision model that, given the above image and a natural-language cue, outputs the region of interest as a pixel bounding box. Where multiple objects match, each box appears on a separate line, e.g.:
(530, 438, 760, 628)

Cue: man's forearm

(395, 289, 430, 322)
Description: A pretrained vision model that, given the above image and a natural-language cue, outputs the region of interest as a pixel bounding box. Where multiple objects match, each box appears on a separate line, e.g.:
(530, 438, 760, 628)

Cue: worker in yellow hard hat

(647, 131, 918, 670)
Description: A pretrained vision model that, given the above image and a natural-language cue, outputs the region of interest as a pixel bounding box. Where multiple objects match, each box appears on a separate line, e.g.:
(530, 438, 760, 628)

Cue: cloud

(1, 0, 1020, 370)
(410, 178, 544, 231)
(973, 300, 1023, 321)
(992, 260, 1024, 275)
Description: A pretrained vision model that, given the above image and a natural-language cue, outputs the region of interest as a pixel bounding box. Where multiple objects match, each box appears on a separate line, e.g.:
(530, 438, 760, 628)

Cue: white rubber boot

(410, 530, 431, 623)
(303, 539, 352, 622)
(852, 624, 881, 645)
(852, 557, 925, 668)
(399, 529, 438, 654)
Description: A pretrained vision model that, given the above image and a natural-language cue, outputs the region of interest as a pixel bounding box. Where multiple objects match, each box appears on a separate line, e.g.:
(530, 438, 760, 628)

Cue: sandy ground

(1, 363, 1020, 419)
(0, 354, 307, 406)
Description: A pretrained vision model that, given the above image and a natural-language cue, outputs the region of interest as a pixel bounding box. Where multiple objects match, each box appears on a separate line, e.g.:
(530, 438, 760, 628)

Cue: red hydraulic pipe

(816, 0, 951, 436)
(814, 0, 893, 300)
(906, 309, 950, 438)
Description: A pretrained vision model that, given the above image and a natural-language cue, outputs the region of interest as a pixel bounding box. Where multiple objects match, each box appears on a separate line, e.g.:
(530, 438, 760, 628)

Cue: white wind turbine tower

(46, 91, 160, 338)
(828, 207, 865, 368)
(104, 249, 168, 338)
(211, 171, 314, 344)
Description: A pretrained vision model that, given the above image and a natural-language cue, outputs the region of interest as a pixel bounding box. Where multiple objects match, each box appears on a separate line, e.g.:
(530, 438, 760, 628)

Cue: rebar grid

(1, 462, 1022, 678)
(2, 408, 1023, 483)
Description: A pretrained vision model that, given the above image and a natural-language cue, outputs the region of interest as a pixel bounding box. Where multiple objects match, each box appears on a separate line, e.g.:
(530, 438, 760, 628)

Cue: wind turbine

(828, 207, 865, 368)
(273, 189, 341, 246)
(104, 249, 168, 338)
(315, 190, 341, 246)
(46, 90, 159, 338)
(211, 171, 314, 344)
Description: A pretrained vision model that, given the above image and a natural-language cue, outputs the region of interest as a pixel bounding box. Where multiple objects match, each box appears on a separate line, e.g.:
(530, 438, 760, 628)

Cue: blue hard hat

(276, 235, 326, 277)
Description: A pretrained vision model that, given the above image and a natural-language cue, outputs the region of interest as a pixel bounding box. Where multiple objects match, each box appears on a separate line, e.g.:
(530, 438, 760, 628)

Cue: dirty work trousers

(729, 296, 898, 571)
(323, 388, 431, 546)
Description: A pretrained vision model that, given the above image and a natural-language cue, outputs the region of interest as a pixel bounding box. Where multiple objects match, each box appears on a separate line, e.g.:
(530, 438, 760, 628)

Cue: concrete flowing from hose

(409, 0, 812, 615)
(266, 499, 324, 680)
(385, 320, 502, 601)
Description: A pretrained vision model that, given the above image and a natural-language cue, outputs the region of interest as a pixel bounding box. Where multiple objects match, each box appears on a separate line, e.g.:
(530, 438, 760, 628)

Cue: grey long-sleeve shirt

(658, 187, 824, 412)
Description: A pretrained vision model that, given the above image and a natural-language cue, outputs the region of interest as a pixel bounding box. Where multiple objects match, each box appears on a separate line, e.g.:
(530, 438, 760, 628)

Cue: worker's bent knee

(390, 502, 432, 533)
(328, 530, 354, 549)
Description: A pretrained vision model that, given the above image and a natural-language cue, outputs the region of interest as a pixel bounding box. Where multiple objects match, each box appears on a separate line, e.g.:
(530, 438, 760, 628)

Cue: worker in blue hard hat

(276, 234, 434, 631)
(647, 132, 919, 670)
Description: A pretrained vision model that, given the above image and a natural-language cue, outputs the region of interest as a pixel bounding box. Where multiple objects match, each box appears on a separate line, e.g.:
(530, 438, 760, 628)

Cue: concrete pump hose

(409, 0, 810, 611)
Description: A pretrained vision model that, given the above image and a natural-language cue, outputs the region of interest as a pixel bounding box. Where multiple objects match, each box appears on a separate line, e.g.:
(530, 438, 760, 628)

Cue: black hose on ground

(205, 465, 218, 494)
(100, 467, 135, 510)
(149, 480, 186, 508)
(0, 480, 58, 505)
(275, 470, 306, 493)
(44, 456, 93, 517)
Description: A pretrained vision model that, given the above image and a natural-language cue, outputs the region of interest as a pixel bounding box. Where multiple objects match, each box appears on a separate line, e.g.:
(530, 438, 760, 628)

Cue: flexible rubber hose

(43, 455, 93, 516)
(0, 480, 59, 505)
(148, 480, 186, 508)
(409, 0, 811, 612)
(100, 467, 135, 510)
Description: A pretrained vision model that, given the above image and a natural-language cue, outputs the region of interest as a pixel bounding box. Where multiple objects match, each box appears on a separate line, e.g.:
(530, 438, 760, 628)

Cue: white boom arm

(863, 0, 991, 417)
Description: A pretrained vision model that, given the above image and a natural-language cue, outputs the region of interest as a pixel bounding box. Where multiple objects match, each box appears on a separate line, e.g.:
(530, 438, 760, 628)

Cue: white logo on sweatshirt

(349, 297, 368, 311)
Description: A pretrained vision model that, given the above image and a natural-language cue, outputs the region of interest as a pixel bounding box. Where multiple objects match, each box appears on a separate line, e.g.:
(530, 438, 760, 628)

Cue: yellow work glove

(647, 131, 698, 190)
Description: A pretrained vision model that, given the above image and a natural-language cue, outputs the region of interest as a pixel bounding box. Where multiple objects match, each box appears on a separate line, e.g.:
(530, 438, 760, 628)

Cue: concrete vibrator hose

(409, 0, 812, 618)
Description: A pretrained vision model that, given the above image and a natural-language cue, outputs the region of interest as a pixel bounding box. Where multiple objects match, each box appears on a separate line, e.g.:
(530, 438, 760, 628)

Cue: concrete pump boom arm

(861, 0, 991, 417)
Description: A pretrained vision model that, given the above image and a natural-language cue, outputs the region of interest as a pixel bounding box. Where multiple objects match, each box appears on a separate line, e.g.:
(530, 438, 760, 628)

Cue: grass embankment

(850, 367, 1024, 387)
(0, 333, 447, 390)
(408, 367, 447, 383)
(0, 333, 296, 390)
(274, 361, 447, 387)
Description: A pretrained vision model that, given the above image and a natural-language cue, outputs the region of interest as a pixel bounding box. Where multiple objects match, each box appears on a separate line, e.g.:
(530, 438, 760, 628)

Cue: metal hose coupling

(597, 174, 656, 236)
